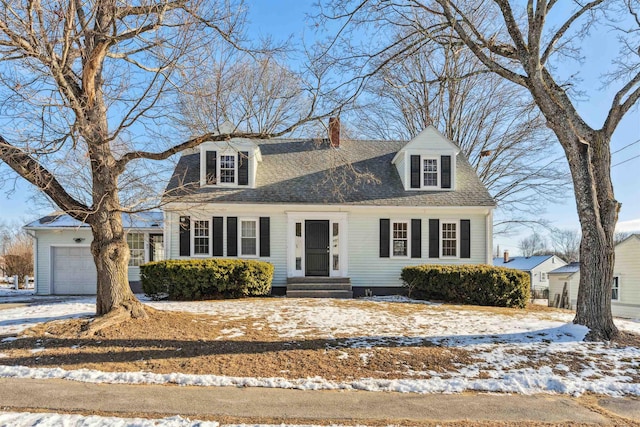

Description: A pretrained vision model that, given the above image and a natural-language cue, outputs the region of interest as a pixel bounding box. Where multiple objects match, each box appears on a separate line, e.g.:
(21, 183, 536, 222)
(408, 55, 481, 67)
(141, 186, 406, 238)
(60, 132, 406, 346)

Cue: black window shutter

(227, 217, 237, 256)
(238, 151, 249, 186)
(461, 219, 471, 258)
(429, 219, 440, 258)
(179, 216, 190, 256)
(411, 219, 421, 258)
(260, 217, 270, 257)
(205, 151, 217, 185)
(441, 155, 451, 189)
(410, 155, 421, 189)
(212, 216, 224, 256)
(380, 219, 390, 258)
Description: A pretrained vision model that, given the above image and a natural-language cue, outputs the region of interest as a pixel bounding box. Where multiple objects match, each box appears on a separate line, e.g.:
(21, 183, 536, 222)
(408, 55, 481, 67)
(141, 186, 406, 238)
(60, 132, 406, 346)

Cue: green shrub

(400, 264, 530, 308)
(140, 258, 274, 300)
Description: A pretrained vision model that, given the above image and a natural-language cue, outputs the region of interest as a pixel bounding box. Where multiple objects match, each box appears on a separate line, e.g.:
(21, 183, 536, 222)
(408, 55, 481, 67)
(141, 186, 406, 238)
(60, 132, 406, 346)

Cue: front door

(149, 234, 165, 262)
(305, 220, 329, 276)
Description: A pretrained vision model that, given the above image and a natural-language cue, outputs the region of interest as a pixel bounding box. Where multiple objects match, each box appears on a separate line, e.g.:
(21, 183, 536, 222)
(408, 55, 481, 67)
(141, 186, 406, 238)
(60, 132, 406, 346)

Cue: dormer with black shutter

(199, 139, 262, 188)
(391, 126, 459, 191)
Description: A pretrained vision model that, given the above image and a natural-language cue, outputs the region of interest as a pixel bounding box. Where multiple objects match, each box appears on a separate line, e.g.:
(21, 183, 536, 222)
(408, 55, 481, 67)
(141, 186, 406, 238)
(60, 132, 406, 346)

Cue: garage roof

(24, 211, 163, 230)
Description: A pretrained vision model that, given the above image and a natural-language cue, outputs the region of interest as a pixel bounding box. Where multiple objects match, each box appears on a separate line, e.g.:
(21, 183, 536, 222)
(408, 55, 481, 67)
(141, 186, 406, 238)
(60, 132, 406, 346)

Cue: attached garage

(51, 246, 97, 294)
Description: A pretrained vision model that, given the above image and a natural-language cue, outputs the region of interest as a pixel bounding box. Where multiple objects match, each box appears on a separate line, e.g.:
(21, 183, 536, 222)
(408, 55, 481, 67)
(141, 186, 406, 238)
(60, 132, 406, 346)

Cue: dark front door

(305, 220, 329, 276)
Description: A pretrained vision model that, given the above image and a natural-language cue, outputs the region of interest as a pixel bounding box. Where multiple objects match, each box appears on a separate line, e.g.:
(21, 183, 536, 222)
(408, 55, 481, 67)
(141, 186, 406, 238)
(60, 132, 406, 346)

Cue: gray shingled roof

(548, 262, 580, 275)
(163, 138, 495, 207)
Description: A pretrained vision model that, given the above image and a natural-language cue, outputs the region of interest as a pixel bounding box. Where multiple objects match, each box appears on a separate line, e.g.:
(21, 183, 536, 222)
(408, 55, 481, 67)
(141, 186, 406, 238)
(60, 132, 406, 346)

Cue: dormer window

(202, 149, 250, 187)
(423, 158, 438, 187)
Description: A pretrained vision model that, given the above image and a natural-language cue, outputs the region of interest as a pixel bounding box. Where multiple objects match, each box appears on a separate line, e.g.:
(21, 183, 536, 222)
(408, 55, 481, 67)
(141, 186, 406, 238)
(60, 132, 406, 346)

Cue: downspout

(25, 229, 38, 294)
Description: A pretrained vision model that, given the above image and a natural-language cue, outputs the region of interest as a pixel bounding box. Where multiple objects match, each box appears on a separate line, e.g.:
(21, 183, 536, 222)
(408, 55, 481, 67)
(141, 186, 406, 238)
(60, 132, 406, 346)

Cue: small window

(423, 158, 438, 187)
(295, 222, 302, 270)
(441, 222, 457, 257)
(392, 221, 409, 257)
(127, 233, 145, 267)
(193, 220, 210, 255)
(332, 222, 340, 270)
(612, 276, 620, 301)
(541, 272, 547, 281)
(240, 219, 257, 256)
(220, 155, 236, 184)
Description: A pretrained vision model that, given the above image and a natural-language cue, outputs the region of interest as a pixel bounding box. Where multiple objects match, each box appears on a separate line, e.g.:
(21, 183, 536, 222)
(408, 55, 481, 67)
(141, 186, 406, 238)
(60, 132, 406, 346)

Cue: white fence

(0, 275, 35, 289)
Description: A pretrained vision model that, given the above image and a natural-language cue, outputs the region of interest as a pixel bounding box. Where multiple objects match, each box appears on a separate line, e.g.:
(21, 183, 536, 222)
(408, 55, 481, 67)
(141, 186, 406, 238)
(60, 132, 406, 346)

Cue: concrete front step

(286, 289, 354, 299)
(287, 283, 352, 291)
(287, 277, 351, 284)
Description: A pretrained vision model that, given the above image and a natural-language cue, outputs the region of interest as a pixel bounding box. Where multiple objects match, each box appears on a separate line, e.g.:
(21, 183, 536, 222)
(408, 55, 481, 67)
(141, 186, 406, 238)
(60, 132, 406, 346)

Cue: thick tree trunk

(89, 210, 146, 318)
(570, 137, 619, 341)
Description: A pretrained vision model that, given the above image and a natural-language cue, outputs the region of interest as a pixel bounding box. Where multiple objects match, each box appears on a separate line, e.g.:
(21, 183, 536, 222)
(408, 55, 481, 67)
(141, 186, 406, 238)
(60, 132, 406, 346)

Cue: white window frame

(191, 219, 211, 257)
(422, 157, 439, 188)
(126, 232, 146, 267)
(440, 220, 459, 259)
(390, 220, 410, 259)
(540, 272, 548, 281)
(612, 276, 620, 301)
(239, 217, 259, 258)
(218, 153, 237, 185)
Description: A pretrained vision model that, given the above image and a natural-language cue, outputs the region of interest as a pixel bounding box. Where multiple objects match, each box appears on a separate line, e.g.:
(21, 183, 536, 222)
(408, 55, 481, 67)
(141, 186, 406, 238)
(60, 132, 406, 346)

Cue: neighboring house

(548, 262, 580, 309)
(162, 120, 496, 297)
(493, 252, 567, 297)
(24, 212, 164, 295)
(26, 121, 496, 297)
(549, 235, 640, 319)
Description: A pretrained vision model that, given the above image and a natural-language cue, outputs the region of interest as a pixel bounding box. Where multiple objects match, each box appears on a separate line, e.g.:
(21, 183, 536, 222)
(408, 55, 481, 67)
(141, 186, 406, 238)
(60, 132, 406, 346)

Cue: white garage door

(52, 247, 97, 294)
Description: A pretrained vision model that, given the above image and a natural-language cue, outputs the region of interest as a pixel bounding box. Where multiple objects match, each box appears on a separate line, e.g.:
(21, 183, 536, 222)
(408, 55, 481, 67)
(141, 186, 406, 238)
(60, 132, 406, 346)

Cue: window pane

(612, 277, 619, 300)
(442, 222, 457, 257)
(127, 233, 145, 267)
(423, 159, 438, 187)
(332, 222, 339, 270)
(220, 155, 235, 183)
(295, 222, 302, 270)
(193, 220, 209, 255)
(241, 220, 257, 255)
(392, 222, 408, 256)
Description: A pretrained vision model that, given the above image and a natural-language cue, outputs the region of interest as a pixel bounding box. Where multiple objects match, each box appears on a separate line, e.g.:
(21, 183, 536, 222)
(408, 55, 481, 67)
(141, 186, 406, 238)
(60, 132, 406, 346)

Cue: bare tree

(0, 1, 334, 324)
(318, 0, 640, 340)
(518, 232, 548, 257)
(551, 229, 581, 262)
(0, 220, 33, 283)
(351, 31, 569, 228)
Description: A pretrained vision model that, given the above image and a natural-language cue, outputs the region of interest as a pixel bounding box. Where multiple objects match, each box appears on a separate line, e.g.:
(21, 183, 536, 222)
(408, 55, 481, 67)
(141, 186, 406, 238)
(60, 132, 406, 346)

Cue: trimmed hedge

(141, 258, 274, 300)
(400, 264, 530, 308)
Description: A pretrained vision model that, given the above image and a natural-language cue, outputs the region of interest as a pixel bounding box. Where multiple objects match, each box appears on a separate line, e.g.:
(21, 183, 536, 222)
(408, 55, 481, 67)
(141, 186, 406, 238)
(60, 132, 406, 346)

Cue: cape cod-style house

(25, 120, 496, 296)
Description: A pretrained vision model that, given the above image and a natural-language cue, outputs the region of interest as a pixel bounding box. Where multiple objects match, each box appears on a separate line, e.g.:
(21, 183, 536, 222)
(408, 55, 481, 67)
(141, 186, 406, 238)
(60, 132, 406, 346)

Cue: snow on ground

(0, 295, 639, 397)
(0, 412, 341, 427)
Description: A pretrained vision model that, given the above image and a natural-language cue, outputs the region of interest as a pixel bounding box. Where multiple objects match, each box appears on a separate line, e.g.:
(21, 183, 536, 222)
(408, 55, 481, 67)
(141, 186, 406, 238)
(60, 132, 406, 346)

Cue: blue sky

(1, 1, 639, 255)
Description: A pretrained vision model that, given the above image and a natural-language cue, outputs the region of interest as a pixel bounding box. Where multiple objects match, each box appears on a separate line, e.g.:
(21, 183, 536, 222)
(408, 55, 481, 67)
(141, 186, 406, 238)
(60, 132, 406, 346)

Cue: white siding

(396, 155, 406, 189)
(613, 237, 640, 318)
(531, 257, 567, 291)
(548, 273, 579, 308)
(166, 204, 491, 289)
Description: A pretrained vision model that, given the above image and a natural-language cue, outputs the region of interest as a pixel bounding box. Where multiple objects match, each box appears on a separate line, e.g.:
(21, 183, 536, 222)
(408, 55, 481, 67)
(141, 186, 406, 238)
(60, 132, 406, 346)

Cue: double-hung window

(423, 158, 438, 187)
(240, 219, 258, 256)
(219, 155, 236, 184)
(612, 277, 620, 301)
(127, 233, 145, 267)
(441, 221, 457, 257)
(392, 221, 409, 257)
(193, 220, 210, 255)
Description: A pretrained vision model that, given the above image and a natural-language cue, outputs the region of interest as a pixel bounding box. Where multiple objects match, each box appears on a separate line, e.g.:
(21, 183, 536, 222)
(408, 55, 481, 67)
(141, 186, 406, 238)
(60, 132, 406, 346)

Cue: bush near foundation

(141, 258, 273, 300)
(400, 264, 530, 308)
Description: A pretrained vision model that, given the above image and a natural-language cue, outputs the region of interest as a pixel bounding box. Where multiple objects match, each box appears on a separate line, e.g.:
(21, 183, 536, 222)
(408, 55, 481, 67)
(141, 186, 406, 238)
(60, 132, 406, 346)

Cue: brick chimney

(329, 117, 340, 148)
(503, 250, 509, 263)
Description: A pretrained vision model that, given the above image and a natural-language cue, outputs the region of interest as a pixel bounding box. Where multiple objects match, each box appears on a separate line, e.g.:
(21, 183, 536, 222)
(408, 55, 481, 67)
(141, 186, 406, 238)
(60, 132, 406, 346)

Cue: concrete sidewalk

(1, 378, 639, 425)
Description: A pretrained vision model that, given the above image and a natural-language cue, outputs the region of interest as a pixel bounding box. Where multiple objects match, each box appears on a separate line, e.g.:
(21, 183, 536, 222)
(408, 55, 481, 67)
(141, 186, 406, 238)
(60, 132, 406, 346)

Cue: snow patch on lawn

(0, 412, 220, 427)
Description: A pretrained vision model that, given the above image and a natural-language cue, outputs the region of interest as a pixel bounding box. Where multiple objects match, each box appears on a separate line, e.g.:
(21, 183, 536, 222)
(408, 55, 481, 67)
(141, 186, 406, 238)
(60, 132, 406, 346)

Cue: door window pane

(295, 222, 302, 270)
(332, 222, 339, 270)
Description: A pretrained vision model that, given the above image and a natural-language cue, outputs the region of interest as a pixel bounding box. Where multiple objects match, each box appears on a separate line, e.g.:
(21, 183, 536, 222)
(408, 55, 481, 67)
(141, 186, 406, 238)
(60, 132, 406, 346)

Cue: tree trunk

(570, 137, 619, 341)
(89, 208, 147, 319)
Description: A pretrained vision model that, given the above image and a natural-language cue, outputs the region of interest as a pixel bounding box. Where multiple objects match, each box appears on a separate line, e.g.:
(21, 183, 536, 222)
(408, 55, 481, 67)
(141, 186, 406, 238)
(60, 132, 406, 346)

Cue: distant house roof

(163, 138, 496, 207)
(548, 262, 580, 275)
(25, 211, 163, 229)
(492, 255, 557, 271)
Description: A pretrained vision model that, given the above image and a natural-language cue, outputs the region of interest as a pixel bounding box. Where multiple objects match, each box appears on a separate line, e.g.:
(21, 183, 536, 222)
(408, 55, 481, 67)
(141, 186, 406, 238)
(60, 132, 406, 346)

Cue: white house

(549, 235, 640, 319)
(26, 121, 496, 297)
(24, 212, 164, 295)
(162, 120, 495, 297)
(493, 252, 566, 297)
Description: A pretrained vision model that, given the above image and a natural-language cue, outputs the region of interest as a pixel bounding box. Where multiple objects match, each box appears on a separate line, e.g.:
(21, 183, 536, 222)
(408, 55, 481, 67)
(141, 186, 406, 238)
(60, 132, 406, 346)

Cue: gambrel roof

(164, 138, 495, 207)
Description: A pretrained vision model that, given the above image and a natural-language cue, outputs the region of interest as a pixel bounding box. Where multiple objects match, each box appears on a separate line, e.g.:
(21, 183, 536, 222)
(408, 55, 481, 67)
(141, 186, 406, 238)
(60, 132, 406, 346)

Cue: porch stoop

(286, 277, 353, 298)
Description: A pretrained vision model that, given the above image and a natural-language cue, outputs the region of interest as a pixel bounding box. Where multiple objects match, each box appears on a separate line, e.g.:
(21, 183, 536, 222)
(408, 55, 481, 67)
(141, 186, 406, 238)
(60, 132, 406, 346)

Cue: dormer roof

(391, 125, 460, 164)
